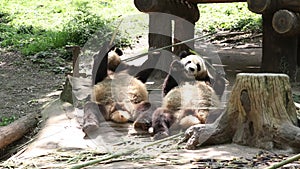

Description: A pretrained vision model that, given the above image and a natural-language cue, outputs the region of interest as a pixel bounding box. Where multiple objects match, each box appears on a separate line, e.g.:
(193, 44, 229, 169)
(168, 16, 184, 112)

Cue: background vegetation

(0, 0, 261, 58)
(0, 1, 261, 126)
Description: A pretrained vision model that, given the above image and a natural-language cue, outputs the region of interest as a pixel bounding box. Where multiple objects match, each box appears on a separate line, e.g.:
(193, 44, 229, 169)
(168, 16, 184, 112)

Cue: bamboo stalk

(122, 32, 216, 62)
(109, 18, 123, 46)
(69, 132, 184, 169)
(265, 154, 300, 169)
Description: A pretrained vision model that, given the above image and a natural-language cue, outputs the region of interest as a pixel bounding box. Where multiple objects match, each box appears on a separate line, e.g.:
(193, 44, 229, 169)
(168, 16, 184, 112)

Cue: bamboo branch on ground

(69, 132, 184, 169)
(265, 154, 300, 169)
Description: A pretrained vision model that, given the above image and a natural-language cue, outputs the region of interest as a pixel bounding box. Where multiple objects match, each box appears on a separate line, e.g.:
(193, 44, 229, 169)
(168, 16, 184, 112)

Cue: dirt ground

(0, 48, 66, 159)
(0, 49, 65, 119)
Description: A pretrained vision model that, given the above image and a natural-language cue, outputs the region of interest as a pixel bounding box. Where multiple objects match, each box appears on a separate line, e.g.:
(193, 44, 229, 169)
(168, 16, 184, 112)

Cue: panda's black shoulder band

(178, 50, 191, 59)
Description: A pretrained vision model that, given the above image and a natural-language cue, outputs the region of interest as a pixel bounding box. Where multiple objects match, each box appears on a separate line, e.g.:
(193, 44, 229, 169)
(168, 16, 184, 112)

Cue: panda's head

(108, 47, 123, 72)
(178, 51, 209, 81)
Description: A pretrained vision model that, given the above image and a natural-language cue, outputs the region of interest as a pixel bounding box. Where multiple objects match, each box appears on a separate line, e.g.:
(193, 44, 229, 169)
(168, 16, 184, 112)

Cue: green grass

(0, 115, 16, 126)
(0, 1, 261, 58)
(0, 0, 138, 56)
(196, 3, 262, 33)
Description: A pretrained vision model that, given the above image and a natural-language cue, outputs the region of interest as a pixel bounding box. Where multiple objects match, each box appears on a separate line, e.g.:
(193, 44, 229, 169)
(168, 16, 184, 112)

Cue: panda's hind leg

(132, 101, 156, 131)
(151, 108, 175, 140)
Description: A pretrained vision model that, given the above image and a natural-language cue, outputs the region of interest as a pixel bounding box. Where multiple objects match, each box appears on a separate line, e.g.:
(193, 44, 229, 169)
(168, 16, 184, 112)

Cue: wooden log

(134, 0, 200, 23)
(277, 0, 300, 13)
(272, 10, 300, 36)
(183, 73, 300, 152)
(0, 113, 38, 149)
(248, 0, 300, 14)
(247, 0, 271, 14)
(261, 12, 298, 81)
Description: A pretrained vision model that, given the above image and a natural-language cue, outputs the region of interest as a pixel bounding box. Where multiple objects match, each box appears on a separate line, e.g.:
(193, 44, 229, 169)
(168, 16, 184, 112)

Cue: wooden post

(173, 18, 195, 55)
(272, 10, 300, 36)
(65, 46, 80, 77)
(262, 11, 298, 81)
(183, 73, 300, 152)
(298, 36, 300, 67)
(247, 0, 300, 81)
(134, 0, 200, 69)
(148, 13, 173, 71)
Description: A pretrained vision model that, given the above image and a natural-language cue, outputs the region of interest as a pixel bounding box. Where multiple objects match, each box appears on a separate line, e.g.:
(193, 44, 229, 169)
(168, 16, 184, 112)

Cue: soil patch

(0, 48, 66, 159)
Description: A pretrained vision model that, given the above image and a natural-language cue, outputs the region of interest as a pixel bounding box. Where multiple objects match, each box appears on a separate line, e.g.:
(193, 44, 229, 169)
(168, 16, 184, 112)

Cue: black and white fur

(151, 51, 223, 140)
(83, 44, 159, 135)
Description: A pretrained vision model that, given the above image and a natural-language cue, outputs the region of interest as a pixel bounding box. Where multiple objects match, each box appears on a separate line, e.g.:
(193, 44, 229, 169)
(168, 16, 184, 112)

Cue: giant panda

(82, 44, 159, 135)
(107, 47, 123, 72)
(150, 51, 224, 140)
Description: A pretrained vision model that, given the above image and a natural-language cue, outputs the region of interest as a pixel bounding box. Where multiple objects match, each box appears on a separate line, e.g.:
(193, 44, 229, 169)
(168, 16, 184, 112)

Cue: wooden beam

(248, 0, 300, 14)
(277, 0, 300, 13)
(134, 0, 200, 23)
(272, 10, 300, 36)
(247, 0, 271, 14)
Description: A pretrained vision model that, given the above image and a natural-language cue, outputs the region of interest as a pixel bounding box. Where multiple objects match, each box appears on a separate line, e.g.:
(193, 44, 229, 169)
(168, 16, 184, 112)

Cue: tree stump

(183, 73, 300, 152)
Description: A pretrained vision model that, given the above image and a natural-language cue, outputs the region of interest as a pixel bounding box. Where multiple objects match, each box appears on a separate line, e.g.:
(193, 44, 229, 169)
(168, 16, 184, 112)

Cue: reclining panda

(83, 45, 159, 136)
(150, 51, 225, 140)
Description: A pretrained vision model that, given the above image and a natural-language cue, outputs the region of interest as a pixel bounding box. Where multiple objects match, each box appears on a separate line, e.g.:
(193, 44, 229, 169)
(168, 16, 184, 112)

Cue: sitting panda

(150, 51, 224, 140)
(83, 44, 159, 135)
(107, 46, 123, 72)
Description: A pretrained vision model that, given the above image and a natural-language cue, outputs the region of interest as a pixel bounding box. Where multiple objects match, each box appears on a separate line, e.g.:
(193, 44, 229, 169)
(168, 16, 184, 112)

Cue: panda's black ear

(114, 48, 123, 56)
(178, 50, 190, 59)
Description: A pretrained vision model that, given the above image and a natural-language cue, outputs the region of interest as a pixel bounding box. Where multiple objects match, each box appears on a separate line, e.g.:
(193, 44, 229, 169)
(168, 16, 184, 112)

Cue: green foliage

(0, 1, 262, 60)
(0, 0, 135, 58)
(232, 17, 262, 32)
(196, 3, 262, 33)
(63, 4, 113, 47)
(0, 115, 16, 126)
(30, 49, 72, 74)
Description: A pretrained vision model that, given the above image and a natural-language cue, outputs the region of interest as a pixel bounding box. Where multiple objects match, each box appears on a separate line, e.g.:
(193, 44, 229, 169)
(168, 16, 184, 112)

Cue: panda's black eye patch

(185, 61, 191, 66)
(196, 64, 201, 71)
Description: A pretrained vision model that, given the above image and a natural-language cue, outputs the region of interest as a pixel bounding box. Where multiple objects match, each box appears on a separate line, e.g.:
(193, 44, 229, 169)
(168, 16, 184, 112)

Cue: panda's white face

(180, 54, 207, 78)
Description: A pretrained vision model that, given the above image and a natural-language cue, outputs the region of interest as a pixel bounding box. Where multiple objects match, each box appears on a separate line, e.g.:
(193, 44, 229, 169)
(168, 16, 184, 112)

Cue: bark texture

(0, 113, 38, 149)
(184, 73, 300, 152)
